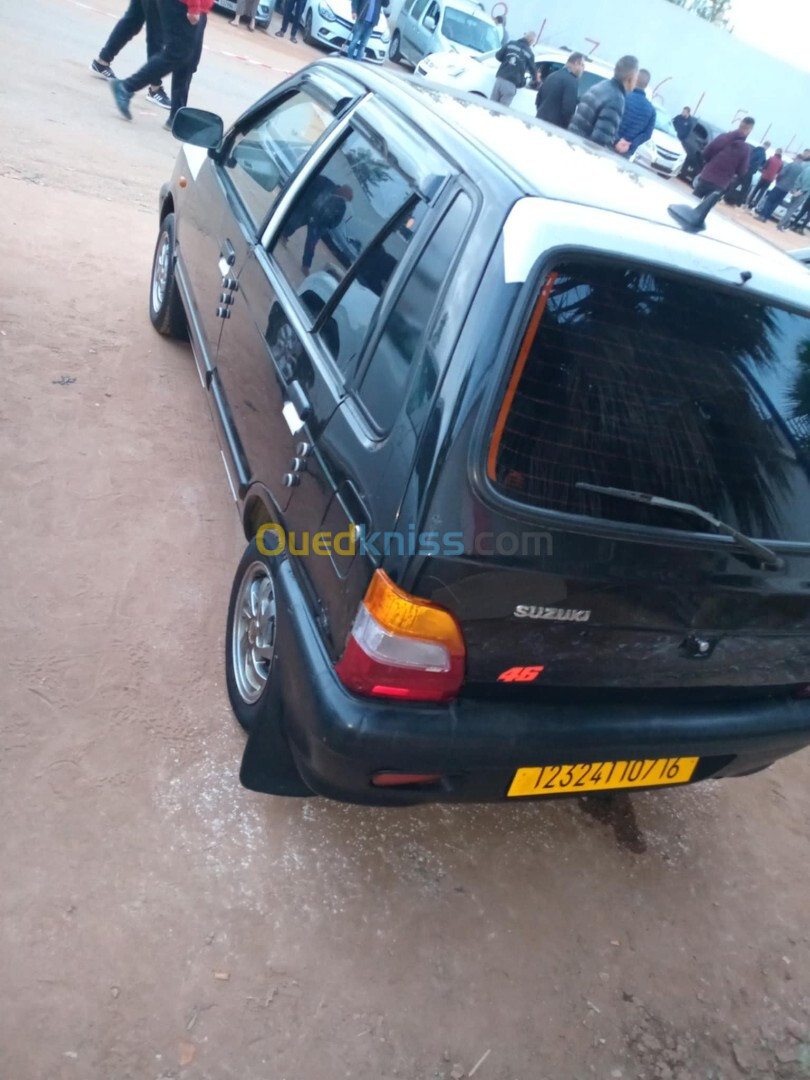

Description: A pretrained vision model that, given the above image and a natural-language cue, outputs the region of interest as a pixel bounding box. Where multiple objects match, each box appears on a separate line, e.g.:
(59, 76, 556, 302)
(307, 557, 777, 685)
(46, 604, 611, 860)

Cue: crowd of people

(491, 33, 810, 235)
(490, 43, 655, 160)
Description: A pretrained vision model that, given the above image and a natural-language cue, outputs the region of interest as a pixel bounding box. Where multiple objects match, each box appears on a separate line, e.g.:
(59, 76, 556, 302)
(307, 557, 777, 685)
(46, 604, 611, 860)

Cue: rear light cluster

(335, 570, 465, 703)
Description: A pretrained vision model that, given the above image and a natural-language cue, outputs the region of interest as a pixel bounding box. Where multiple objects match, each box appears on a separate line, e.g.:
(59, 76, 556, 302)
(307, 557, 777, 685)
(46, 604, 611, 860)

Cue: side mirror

(424, 15, 437, 31)
(170, 107, 224, 149)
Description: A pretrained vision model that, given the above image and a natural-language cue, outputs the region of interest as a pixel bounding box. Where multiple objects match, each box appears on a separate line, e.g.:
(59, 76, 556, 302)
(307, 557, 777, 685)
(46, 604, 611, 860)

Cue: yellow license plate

(507, 757, 699, 798)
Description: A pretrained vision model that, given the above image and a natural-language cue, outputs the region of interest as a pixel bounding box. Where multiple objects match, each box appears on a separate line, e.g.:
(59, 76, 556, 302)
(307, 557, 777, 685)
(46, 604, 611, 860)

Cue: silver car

(390, 0, 500, 67)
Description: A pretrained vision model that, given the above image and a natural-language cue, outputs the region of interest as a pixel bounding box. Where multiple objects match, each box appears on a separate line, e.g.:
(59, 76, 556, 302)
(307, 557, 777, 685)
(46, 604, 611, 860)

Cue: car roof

(442, 0, 492, 15)
(313, 61, 810, 306)
(534, 46, 614, 73)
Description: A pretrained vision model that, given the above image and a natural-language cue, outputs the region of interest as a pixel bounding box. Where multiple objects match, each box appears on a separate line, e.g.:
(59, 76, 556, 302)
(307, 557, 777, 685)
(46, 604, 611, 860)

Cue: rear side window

(271, 128, 416, 320)
(225, 91, 333, 227)
(358, 194, 472, 431)
(316, 202, 428, 373)
(488, 260, 810, 542)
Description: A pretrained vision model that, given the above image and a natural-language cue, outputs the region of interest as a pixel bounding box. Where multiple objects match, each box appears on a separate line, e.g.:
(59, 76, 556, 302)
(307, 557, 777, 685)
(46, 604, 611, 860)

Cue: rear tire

(389, 29, 402, 63)
(226, 539, 282, 734)
(149, 212, 188, 339)
(225, 539, 310, 795)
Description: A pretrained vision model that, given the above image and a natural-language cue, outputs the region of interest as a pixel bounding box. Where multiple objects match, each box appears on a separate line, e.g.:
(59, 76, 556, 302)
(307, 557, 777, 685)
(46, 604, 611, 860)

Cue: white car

(632, 108, 687, 180)
(301, 0, 391, 63)
(415, 46, 613, 121)
(212, 0, 272, 26)
(390, 0, 500, 68)
(790, 248, 810, 267)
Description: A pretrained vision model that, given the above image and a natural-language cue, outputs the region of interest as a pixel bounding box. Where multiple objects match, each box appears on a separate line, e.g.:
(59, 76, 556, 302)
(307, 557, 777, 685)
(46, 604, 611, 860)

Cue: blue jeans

(756, 186, 788, 221)
(347, 19, 374, 59)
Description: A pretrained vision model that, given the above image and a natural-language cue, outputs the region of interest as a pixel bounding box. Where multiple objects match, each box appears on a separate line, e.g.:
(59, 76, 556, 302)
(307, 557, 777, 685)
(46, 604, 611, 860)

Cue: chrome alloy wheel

(232, 561, 277, 704)
(151, 231, 170, 313)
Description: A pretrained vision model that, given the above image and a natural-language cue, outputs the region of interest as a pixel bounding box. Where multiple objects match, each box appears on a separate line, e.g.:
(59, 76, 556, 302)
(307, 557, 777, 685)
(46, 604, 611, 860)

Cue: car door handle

(287, 380, 311, 423)
(218, 240, 236, 277)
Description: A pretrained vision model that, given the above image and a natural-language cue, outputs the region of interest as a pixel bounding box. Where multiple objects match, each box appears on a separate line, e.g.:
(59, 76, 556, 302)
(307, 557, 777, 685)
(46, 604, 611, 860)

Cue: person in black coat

(535, 52, 586, 128)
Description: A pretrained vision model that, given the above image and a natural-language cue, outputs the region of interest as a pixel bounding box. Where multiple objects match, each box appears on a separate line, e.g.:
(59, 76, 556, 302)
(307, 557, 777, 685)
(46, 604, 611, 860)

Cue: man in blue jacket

(615, 69, 655, 157)
(346, 0, 387, 59)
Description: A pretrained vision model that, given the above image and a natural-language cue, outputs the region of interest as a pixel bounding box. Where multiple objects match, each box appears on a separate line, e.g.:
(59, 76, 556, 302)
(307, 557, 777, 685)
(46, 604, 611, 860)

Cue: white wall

(399, 0, 810, 152)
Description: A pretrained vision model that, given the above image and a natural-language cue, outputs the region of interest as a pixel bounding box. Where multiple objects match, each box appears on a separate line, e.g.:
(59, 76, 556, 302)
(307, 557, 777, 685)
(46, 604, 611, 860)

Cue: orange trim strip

(486, 272, 558, 482)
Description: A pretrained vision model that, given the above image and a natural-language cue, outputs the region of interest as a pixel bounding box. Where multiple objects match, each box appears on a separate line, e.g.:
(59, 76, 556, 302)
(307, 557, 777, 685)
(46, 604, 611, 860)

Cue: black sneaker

(275, 29, 285, 36)
(147, 85, 171, 110)
(91, 58, 115, 80)
(110, 79, 133, 121)
(290, 34, 298, 42)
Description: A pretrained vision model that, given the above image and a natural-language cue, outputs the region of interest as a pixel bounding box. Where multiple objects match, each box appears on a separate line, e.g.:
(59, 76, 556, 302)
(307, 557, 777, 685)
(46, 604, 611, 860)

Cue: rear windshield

(489, 260, 810, 543)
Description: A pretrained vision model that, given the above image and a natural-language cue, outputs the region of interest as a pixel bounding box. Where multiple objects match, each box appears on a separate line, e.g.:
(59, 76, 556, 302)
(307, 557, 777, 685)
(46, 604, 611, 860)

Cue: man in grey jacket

(755, 150, 810, 223)
(777, 157, 810, 231)
(568, 55, 639, 149)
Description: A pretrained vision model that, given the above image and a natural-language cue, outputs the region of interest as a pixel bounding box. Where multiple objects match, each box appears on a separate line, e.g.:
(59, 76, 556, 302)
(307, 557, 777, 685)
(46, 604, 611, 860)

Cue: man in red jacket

(747, 148, 783, 209)
(110, 0, 213, 126)
(693, 118, 755, 199)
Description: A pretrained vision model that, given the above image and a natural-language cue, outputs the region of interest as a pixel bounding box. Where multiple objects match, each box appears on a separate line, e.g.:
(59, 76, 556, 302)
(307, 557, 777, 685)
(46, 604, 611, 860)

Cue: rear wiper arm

(575, 483, 784, 571)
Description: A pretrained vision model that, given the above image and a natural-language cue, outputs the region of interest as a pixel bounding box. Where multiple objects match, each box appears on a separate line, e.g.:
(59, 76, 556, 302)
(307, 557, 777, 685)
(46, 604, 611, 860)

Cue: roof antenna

(667, 189, 724, 233)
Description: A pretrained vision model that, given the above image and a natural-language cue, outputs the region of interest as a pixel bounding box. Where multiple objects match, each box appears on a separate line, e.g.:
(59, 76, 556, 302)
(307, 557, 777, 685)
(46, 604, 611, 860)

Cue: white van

(390, 0, 501, 67)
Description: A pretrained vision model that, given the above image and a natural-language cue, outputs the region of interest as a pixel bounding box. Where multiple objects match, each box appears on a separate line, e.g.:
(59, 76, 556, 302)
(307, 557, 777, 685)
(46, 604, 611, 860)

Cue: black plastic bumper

(239, 558, 810, 804)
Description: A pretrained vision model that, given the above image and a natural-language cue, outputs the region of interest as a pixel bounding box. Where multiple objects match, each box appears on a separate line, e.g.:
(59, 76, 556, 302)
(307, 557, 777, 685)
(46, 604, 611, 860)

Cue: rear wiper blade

(575, 483, 784, 571)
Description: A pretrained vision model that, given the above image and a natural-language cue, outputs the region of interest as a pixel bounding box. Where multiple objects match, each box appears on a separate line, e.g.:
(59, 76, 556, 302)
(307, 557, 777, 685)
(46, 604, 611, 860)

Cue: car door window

(410, 0, 430, 20)
(423, 0, 439, 25)
(313, 201, 428, 374)
(270, 128, 417, 323)
(225, 91, 334, 228)
(357, 193, 472, 431)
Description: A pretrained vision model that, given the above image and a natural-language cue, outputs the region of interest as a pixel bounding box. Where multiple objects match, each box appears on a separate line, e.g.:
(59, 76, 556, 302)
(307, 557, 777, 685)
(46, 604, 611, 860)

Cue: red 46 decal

(497, 665, 544, 683)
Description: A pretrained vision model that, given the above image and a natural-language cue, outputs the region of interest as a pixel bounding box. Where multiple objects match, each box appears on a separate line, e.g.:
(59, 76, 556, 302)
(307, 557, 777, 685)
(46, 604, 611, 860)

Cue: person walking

(615, 68, 655, 157)
(346, 0, 386, 60)
(110, 0, 212, 126)
(747, 147, 783, 208)
(755, 151, 810, 222)
(230, 0, 261, 31)
(275, 0, 305, 42)
(693, 117, 755, 199)
(734, 139, 769, 205)
(90, 0, 170, 109)
(535, 52, 585, 129)
(490, 32, 537, 108)
(777, 157, 810, 232)
(568, 55, 639, 150)
(672, 106, 694, 142)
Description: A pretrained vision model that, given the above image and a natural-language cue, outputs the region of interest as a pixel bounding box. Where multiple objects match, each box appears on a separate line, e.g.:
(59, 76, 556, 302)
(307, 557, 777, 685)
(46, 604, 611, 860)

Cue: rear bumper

(240, 558, 810, 804)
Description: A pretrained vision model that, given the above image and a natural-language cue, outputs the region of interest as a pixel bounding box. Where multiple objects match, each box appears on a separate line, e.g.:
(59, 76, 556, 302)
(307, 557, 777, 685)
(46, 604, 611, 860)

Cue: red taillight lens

(335, 571, 465, 703)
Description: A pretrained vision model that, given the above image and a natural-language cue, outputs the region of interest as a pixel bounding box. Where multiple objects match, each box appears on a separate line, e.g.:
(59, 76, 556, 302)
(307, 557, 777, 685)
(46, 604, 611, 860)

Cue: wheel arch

(159, 187, 175, 223)
(242, 485, 282, 542)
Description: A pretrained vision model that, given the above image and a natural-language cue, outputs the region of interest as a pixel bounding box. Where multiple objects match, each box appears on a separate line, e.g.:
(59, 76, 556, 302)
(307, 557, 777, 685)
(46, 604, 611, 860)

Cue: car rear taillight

(335, 570, 465, 703)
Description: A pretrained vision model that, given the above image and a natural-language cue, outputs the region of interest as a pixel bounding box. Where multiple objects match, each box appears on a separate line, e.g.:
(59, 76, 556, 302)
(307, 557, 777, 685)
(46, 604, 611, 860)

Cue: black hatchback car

(150, 59, 810, 805)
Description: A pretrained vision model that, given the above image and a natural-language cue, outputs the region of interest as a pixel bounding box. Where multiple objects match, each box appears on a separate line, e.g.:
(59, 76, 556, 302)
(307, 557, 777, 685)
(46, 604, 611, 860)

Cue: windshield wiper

(575, 483, 784, 571)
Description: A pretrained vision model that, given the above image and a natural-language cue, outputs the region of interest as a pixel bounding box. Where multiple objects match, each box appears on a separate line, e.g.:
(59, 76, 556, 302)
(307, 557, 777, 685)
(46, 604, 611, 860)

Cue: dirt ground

(1, 3, 810, 1079)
